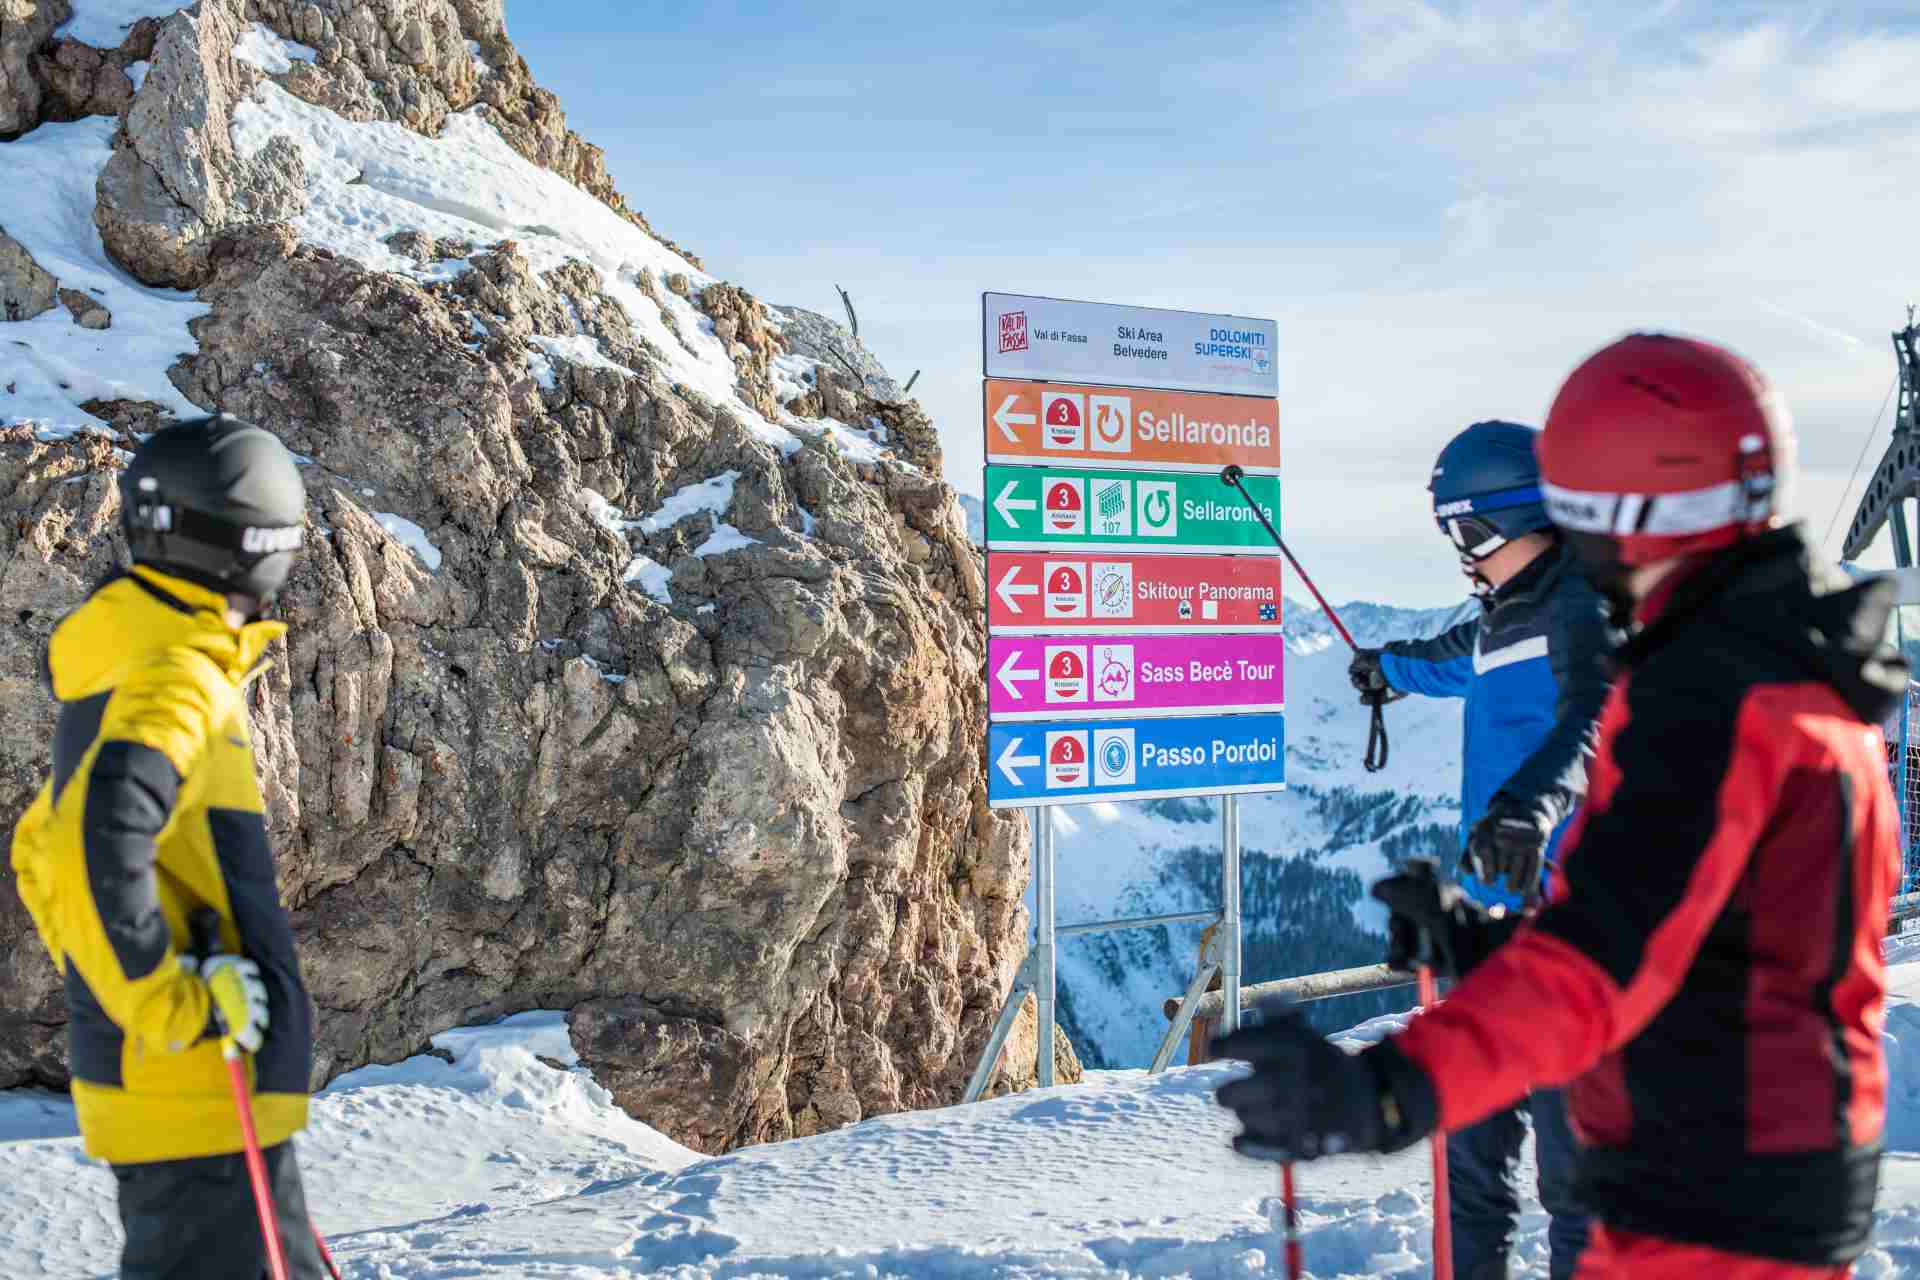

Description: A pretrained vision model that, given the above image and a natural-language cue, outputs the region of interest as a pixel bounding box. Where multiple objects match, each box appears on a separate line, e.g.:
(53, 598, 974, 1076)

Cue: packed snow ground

(10, 963, 1920, 1278)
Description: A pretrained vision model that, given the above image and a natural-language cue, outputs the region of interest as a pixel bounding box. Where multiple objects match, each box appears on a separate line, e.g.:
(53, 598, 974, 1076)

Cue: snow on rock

(227, 84, 801, 456)
(230, 21, 317, 73)
(529, 333, 639, 382)
(622, 553, 673, 603)
(373, 511, 442, 571)
(693, 523, 758, 557)
(53, 1, 183, 51)
(524, 347, 557, 390)
(634, 470, 739, 535)
(0, 118, 208, 437)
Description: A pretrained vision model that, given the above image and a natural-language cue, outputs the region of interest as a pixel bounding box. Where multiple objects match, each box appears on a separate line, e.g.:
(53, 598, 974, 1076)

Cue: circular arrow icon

(1143, 489, 1173, 528)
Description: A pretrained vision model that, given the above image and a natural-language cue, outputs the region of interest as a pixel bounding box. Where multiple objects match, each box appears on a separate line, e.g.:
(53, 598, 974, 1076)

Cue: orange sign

(983, 379, 1279, 473)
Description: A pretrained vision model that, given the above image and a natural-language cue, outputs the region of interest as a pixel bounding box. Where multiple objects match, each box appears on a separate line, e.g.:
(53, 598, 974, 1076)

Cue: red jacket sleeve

(1392, 685, 1791, 1133)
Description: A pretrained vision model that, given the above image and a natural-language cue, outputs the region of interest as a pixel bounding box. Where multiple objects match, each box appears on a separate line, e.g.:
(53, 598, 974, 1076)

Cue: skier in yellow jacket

(10, 415, 324, 1278)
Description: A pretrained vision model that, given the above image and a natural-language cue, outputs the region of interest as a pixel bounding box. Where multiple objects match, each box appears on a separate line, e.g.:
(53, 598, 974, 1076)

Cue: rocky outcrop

(697, 282, 782, 421)
(0, 0, 70, 138)
(92, 0, 256, 287)
(0, 227, 56, 320)
(0, 0, 1071, 1151)
(57, 286, 109, 327)
(773, 304, 905, 404)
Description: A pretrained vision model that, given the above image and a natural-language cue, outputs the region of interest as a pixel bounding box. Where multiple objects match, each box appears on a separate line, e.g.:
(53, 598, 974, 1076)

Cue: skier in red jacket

(1216, 333, 1906, 1278)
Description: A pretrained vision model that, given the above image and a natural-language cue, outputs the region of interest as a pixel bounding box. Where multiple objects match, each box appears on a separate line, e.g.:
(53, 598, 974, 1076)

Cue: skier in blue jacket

(1347, 420, 1615, 1280)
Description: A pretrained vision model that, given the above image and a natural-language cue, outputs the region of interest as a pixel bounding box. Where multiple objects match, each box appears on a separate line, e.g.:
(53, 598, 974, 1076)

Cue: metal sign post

(965, 291, 1283, 1099)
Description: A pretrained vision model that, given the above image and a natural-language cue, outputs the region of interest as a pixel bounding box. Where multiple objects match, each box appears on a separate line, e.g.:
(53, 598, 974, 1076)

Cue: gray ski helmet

(1428, 420, 1552, 561)
(120, 416, 307, 602)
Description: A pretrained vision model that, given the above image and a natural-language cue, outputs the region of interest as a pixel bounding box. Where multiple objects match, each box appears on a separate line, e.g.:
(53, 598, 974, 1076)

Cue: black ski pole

(1219, 465, 1396, 771)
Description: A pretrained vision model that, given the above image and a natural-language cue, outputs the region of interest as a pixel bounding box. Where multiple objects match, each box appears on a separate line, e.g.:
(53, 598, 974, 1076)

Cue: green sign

(984, 465, 1282, 553)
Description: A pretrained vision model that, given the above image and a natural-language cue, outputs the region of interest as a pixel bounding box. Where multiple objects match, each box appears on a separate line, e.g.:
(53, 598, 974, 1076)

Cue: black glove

(1348, 648, 1390, 698)
(1371, 858, 1507, 979)
(1465, 796, 1555, 899)
(1213, 1008, 1437, 1162)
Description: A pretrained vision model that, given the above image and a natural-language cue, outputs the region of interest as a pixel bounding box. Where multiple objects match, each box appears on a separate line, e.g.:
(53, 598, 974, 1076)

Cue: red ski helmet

(1538, 334, 1794, 575)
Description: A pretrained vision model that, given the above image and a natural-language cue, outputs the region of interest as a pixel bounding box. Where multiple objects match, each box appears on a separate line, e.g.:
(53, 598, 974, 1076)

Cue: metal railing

(1162, 962, 1416, 1023)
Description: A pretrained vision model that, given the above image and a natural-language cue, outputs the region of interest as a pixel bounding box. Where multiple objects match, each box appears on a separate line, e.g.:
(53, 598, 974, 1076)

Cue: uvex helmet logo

(1433, 499, 1474, 518)
(240, 525, 303, 553)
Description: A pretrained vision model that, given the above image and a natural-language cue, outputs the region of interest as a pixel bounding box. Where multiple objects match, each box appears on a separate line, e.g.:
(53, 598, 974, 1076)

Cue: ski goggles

(1433, 484, 1542, 561)
(1440, 514, 1506, 560)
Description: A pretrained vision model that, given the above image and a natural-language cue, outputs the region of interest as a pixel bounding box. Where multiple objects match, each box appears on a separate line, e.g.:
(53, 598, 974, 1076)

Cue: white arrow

(993, 394, 1036, 443)
(993, 479, 1037, 529)
(997, 735, 1041, 788)
(996, 564, 1039, 614)
(995, 648, 1040, 699)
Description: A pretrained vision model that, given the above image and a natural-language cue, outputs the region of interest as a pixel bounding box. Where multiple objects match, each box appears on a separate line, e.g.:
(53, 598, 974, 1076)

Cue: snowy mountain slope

(11, 965, 1920, 1278)
(1045, 596, 1476, 1068)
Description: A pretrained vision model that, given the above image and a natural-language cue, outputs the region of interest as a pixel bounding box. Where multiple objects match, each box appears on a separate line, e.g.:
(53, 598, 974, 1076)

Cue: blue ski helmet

(1429, 420, 1551, 561)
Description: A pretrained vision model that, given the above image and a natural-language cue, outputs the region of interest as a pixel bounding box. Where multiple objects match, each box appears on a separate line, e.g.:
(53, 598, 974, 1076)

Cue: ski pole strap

(1365, 699, 1390, 772)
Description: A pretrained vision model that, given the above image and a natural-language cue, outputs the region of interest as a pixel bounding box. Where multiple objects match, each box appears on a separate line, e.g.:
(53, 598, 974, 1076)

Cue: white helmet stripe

(1543, 480, 1749, 537)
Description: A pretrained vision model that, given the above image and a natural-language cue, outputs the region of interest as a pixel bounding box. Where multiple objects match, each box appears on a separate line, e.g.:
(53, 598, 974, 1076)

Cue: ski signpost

(983, 465, 1281, 553)
(965, 291, 1284, 1099)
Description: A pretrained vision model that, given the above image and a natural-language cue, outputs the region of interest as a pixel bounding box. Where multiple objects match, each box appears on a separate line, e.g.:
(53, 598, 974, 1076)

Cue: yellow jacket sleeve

(9, 784, 63, 965)
(52, 648, 222, 1054)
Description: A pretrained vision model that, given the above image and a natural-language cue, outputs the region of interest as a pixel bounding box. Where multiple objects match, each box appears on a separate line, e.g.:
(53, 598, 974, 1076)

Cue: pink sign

(988, 632, 1285, 722)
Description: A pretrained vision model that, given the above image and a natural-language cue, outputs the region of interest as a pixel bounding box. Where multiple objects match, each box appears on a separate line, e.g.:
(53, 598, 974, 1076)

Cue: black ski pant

(113, 1140, 326, 1279)
(1448, 1086, 1589, 1280)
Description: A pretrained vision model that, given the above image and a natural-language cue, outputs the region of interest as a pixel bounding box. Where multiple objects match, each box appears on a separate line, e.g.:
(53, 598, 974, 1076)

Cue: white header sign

(983, 292, 1278, 396)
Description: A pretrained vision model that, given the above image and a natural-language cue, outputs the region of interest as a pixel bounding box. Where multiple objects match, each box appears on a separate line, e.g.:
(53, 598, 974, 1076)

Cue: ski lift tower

(1843, 308, 1920, 913)
(1842, 308, 1920, 566)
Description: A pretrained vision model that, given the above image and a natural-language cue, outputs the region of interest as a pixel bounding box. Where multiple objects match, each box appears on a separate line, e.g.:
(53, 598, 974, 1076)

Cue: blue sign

(987, 712, 1285, 809)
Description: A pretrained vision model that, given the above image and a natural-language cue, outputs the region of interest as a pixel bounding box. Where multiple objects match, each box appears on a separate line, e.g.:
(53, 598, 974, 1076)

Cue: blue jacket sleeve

(1488, 569, 1616, 829)
(1380, 618, 1477, 699)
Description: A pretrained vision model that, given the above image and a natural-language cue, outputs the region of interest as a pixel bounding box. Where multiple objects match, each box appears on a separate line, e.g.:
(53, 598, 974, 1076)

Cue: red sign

(988, 552, 1284, 632)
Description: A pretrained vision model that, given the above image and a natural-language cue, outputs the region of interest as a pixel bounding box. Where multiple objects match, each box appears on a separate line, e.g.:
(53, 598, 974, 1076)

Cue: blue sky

(513, 1, 1920, 606)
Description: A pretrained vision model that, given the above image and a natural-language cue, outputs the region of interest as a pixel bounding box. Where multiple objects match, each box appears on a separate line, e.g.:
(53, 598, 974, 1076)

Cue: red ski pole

(1279, 1162, 1305, 1279)
(1221, 465, 1358, 648)
(1221, 466, 1396, 770)
(193, 910, 342, 1279)
(222, 1038, 292, 1280)
(1419, 967, 1453, 1280)
(312, 1217, 344, 1279)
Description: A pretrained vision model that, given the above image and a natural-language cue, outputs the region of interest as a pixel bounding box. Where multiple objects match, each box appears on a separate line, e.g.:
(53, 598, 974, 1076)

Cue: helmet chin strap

(1461, 555, 1496, 599)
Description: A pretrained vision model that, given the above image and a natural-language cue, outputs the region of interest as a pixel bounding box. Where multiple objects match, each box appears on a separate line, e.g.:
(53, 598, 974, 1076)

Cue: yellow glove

(200, 954, 270, 1053)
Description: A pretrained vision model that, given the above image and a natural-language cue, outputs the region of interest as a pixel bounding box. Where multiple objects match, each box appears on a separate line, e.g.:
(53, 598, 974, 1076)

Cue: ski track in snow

(11, 977, 1920, 1277)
